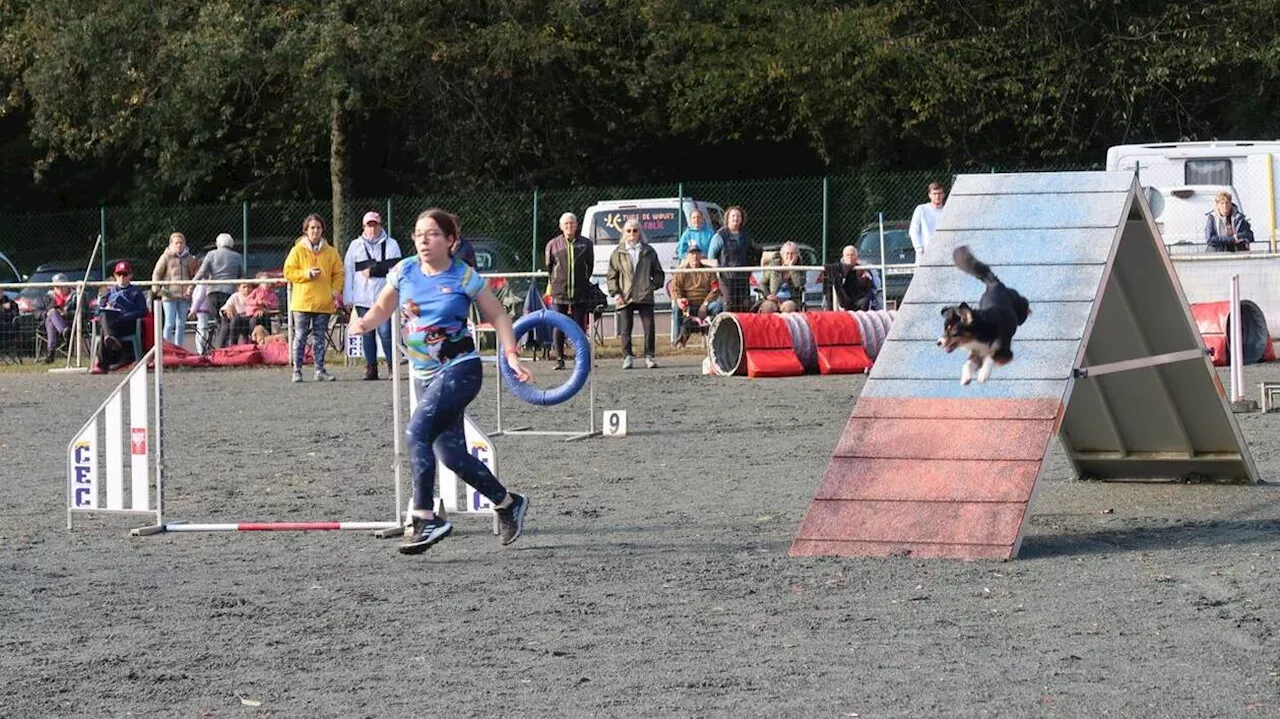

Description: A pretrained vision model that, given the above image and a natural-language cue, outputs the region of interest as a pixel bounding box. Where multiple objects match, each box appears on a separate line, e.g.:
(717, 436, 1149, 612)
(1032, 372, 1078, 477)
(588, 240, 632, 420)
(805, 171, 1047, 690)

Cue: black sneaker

(398, 515, 453, 555)
(554, 359, 566, 371)
(495, 493, 529, 546)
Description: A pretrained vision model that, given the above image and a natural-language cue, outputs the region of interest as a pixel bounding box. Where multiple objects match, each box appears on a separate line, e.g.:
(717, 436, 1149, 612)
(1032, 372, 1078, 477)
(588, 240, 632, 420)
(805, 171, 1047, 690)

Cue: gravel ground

(2, 355, 1279, 718)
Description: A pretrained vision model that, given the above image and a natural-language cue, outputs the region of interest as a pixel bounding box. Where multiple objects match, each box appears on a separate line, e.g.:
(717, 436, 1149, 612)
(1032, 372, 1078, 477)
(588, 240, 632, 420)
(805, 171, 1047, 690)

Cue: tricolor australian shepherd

(936, 246, 1031, 385)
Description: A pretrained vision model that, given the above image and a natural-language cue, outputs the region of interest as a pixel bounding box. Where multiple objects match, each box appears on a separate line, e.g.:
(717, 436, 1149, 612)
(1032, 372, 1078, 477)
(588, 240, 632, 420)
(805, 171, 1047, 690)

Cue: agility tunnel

(707, 309, 895, 377)
(1190, 300, 1275, 366)
(790, 171, 1257, 562)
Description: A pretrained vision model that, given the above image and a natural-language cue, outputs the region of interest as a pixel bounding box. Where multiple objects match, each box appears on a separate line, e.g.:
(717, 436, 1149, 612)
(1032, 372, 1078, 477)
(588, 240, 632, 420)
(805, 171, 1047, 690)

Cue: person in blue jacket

(1204, 191, 1254, 252)
(92, 261, 150, 373)
(348, 208, 533, 555)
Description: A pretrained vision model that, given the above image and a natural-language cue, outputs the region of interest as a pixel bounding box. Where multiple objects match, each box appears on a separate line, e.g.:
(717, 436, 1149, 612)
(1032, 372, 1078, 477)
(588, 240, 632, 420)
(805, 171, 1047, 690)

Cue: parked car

(16, 258, 148, 317)
(855, 221, 914, 307)
(0, 251, 23, 302)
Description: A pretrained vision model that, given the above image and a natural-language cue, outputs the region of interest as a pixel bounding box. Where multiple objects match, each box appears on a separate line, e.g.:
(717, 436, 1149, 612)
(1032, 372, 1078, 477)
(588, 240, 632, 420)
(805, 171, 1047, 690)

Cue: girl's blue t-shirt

(388, 257, 486, 380)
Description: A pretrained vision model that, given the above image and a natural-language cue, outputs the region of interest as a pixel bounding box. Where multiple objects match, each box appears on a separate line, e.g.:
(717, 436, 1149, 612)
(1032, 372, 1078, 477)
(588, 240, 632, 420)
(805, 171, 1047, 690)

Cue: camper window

(1185, 159, 1232, 186)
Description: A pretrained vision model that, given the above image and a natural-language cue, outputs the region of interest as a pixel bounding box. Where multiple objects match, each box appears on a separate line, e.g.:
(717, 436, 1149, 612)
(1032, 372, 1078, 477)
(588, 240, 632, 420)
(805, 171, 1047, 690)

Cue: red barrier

(804, 311, 873, 375)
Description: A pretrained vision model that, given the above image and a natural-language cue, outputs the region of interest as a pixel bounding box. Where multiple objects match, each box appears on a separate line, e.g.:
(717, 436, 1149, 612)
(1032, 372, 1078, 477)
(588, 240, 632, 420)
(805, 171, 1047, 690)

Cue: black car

(15, 259, 148, 317)
(855, 221, 915, 307)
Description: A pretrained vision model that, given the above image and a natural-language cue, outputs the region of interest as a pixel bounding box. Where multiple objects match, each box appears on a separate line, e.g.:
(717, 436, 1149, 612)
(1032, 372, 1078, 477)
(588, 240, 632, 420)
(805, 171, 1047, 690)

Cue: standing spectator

(676, 208, 715, 260)
(283, 214, 344, 383)
(908, 181, 946, 259)
(1204, 191, 1254, 252)
(544, 211, 595, 370)
(607, 219, 665, 369)
(244, 272, 279, 334)
(217, 282, 256, 346)
(758, 241, 807, 313)
(193, 232, 244, 348)
(823, 245, 882, 311)
(670, 245, 722, 320)
(151, 232, 199, 347)
(91, 261, 149, 374)
(707, 205, 756, 312)
(41, 274, 77, 363)
(344, 211, 402, 380)
(346, 208, 532, 553)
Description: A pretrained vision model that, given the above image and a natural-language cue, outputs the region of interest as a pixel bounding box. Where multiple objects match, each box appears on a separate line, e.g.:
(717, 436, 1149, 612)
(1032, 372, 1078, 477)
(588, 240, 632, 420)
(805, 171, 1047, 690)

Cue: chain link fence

(1, 166, 1103, 282)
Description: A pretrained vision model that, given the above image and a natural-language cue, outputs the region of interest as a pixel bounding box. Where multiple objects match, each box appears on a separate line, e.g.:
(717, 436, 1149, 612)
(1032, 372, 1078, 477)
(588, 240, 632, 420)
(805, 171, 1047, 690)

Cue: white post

(152, 299, 166, 528)
(391, 313, 404, 526)
(1230, 274, 1244, 402)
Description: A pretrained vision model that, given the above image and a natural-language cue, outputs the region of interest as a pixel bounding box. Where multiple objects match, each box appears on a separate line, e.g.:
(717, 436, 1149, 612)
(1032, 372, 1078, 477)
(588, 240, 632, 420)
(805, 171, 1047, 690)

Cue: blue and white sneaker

(398, 515, 453, 555)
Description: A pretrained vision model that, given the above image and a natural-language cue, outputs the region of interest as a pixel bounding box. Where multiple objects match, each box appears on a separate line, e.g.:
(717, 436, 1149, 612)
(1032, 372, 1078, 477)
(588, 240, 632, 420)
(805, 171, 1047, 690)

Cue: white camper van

(1106, 140, 1280, 335)
(581, 197, 724, 304)
(1106, 141, 1279, 250)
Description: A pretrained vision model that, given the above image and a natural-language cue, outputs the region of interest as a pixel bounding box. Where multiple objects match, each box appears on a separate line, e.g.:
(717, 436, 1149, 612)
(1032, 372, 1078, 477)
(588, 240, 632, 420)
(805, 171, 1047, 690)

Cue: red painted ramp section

(790, 397, 1061, 560)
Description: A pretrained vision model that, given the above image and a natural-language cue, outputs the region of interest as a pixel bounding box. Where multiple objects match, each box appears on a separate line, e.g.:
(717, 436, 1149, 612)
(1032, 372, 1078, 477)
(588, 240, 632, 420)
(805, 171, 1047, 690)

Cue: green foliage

(1, 0, 1280, 208)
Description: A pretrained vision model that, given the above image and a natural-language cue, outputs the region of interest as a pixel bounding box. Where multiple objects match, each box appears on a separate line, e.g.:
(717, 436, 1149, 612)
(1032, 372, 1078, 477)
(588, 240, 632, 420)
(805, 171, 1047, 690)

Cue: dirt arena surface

(2, 355, 1279, 718)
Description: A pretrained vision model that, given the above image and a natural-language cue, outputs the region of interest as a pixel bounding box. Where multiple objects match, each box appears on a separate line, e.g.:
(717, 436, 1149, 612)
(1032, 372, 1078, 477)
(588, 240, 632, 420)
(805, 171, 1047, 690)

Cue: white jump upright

(67, 301, 403, 536)
(1230, 274, 1245, 403)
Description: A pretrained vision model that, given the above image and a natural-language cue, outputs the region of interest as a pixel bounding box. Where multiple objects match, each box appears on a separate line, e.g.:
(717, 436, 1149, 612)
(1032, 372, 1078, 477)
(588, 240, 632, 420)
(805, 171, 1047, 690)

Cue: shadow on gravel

(1021, 518, 1280, 559)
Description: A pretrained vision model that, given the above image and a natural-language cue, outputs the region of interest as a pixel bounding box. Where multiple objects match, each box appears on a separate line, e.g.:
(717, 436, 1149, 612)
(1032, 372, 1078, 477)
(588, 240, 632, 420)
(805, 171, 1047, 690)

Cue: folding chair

(89, 318, 144, 368)
(36, 314, 92, 363)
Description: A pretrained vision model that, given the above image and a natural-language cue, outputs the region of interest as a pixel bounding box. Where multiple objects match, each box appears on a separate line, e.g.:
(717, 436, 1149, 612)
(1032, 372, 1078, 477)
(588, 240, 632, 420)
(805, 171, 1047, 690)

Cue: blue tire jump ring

(500, 309, 591, 406)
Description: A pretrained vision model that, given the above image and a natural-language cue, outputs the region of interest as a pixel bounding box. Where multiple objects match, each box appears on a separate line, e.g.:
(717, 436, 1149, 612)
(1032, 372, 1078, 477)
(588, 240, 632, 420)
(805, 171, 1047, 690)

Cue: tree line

(0, 0, 1277, 224)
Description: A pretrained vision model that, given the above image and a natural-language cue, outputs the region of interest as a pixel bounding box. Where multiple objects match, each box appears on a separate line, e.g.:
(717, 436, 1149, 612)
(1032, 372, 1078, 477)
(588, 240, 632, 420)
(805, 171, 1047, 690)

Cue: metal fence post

(100, 207, 108, 275)
(386, 198, 393, 240)
(531, 188, 540, 272)
(821, 176, 829, 262)
(242, 201, 250, 274)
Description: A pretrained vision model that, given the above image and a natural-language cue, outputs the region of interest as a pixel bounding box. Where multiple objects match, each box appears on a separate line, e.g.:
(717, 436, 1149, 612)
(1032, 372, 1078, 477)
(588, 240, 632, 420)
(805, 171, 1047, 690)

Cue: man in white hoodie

(344, 211, 402, 380)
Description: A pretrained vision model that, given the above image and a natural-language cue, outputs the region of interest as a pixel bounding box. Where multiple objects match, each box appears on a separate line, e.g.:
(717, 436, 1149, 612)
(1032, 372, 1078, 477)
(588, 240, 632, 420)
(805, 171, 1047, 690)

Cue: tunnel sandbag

(1190, 300, 1272, 366)
(707, 312, 804, 378)
(804, 311, 873, 375)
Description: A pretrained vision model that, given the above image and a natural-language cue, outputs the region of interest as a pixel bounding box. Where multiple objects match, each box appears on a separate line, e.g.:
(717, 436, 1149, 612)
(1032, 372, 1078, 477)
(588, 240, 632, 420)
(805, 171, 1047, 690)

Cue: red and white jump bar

(160, 521, 401, 532)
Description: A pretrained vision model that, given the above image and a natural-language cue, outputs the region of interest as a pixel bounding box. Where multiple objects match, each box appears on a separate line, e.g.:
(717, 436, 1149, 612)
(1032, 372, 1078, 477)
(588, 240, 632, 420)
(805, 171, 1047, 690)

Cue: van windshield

(591, 209, 683, 243)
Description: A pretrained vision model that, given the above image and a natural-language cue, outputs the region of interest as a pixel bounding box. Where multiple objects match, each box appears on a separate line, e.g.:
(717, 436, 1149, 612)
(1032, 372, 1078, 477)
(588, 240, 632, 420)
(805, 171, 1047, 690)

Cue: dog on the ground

(936, 245, 1031, 385)
(251, 325, 287, 345)
(674, 315, 709, 349)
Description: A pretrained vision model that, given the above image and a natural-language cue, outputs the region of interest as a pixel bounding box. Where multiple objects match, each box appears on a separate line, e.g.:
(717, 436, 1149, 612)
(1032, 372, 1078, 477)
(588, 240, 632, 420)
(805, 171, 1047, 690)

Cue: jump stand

(490, 314, 600, 442)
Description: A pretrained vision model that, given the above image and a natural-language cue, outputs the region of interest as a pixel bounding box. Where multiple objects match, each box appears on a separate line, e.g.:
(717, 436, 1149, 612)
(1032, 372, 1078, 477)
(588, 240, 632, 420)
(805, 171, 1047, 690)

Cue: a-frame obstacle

(790, 171, 1258, 561)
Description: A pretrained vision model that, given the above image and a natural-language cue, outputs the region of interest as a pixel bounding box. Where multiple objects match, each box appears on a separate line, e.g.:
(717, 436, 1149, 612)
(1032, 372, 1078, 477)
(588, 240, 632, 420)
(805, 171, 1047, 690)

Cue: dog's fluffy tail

(953, 245, 999, 287)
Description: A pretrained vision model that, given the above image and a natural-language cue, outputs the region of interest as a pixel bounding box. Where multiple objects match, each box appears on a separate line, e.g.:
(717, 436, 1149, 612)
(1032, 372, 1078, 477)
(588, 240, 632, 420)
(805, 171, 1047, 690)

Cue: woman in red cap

(92, 261, 150, 373)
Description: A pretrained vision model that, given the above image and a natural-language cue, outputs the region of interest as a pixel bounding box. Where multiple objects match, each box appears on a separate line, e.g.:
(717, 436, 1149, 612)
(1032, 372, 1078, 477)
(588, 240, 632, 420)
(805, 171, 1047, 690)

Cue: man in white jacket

(344, 211, 402, 380)
(908, 181, 946, 260)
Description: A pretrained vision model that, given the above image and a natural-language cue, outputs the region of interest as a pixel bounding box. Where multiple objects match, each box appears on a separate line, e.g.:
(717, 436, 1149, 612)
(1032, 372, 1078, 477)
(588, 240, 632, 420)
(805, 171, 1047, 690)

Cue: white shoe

(621, 356, 633, 369)
(291, 371, 303, 383)
(645, 357, 657, 369)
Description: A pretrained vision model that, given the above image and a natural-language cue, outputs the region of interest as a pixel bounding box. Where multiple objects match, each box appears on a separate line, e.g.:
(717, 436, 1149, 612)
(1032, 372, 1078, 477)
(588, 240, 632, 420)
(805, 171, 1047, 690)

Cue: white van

(581, 197, 724, 304)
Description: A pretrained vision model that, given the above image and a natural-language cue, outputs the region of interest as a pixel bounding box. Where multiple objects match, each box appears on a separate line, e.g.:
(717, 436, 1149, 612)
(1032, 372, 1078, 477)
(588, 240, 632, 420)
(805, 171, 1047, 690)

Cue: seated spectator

(92, 261, 149, 374)
(42, 273, 79, 363)
(244, 273, 280, 334)
(757, 241, 807, 313)
(670, 245, 722, 321)
(1205, 191, 1254, 252)
(822, 245, 882, 311)
(217, 282, 256, 346)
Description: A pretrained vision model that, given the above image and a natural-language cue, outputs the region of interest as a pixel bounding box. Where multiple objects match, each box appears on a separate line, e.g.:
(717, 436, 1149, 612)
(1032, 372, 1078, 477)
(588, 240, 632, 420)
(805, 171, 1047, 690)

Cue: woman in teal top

(349, 208, 532, 555)
(675, 208, 715, 260)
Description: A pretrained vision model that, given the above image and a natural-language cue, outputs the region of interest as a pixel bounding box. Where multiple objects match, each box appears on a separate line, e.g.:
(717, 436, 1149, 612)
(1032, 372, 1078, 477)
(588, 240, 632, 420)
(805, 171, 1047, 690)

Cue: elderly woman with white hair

(757, 240, 808, 313)
(193, 232, 244, 350)
(606, 218, 665, 368)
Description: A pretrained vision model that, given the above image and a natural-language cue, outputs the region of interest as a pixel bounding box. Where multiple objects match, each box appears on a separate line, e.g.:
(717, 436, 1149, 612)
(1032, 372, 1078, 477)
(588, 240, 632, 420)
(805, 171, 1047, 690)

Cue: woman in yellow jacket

(283, 214, 344, 382)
